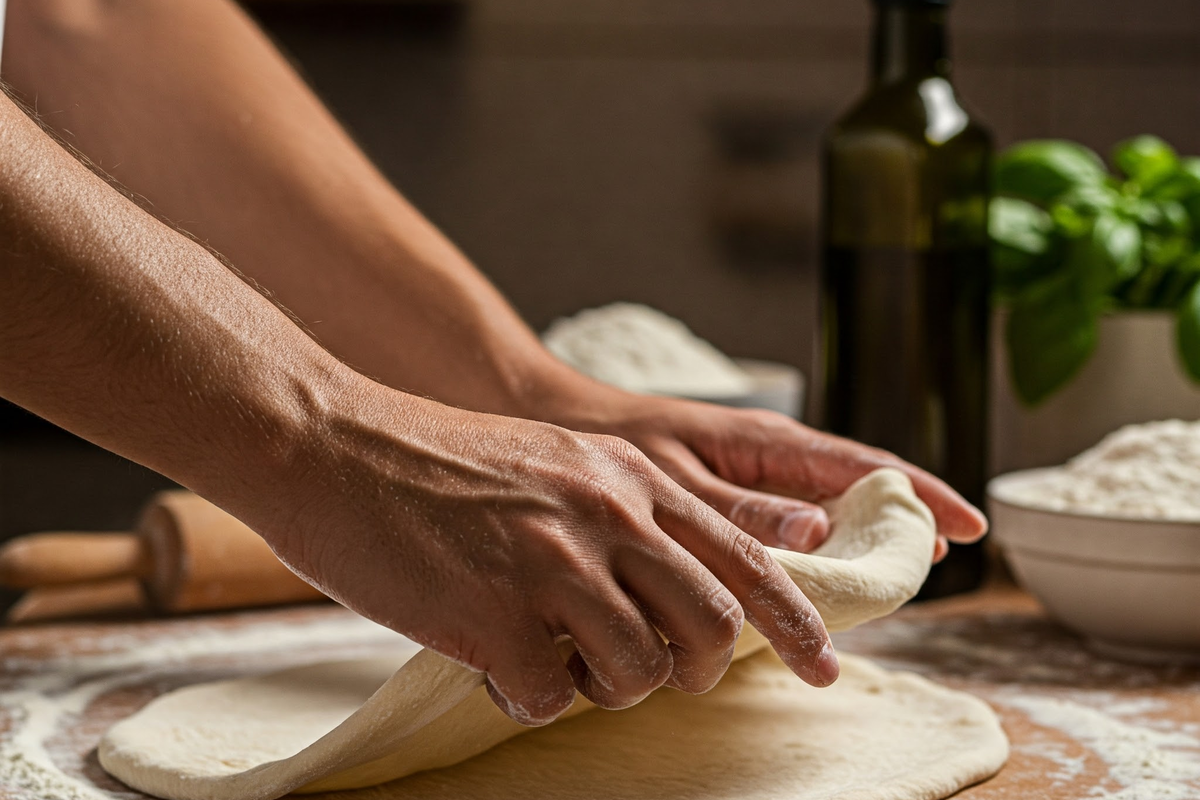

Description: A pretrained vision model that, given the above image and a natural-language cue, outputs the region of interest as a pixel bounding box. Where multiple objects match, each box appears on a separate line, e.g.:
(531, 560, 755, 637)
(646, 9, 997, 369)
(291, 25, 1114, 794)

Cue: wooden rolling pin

(0, 491, 327, 623)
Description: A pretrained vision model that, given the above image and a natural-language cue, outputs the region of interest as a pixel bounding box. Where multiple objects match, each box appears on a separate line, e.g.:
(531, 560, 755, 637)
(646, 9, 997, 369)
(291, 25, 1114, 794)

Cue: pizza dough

(100, 469, 1006, 800)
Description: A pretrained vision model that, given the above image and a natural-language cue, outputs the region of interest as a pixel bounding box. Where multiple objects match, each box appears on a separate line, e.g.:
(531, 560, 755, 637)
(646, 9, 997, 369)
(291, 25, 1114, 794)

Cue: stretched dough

(100, 469, 950, 800)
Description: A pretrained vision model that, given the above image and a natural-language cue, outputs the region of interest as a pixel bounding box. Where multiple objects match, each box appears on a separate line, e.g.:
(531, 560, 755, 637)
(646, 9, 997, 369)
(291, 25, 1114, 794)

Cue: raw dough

(100, 469, 1003, 800)
(111, 650, 1009, 800)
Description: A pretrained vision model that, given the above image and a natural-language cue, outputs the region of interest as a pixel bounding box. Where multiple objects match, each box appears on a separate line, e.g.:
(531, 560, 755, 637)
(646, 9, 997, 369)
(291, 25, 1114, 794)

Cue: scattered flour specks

(1015, 739, 1087, 785)
(0, 614, 410, 800)
(1001, 692, 1200, 800)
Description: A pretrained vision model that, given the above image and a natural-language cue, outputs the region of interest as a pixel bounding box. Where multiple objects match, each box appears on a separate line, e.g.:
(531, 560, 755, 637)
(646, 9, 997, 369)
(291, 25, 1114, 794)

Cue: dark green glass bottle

(821, 0, 991, 597)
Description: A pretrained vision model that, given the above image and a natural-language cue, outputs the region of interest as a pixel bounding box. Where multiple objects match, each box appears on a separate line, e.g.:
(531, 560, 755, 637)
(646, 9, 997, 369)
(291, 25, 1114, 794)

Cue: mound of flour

(1007, 419, 1200, 521)
(542, 303, 753, 397)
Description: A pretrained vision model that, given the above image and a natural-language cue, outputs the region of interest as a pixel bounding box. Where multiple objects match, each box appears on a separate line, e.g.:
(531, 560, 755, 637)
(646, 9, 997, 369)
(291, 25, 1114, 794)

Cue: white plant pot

(990, 310, 1200, 474)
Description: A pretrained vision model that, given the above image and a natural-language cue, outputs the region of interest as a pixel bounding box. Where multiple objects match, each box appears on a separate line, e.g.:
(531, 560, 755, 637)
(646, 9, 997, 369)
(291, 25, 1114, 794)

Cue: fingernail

(487, 682, 514, 716)
(780, 509, 828, 551)
(815, 642, 840, 686)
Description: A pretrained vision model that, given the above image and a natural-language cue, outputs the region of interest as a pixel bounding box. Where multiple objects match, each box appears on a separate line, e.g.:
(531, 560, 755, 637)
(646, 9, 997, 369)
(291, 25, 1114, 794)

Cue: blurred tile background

(3, 0, 1198, 543)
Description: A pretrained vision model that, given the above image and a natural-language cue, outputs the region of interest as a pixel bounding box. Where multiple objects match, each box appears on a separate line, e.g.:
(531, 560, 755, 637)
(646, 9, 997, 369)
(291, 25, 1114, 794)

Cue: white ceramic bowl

(988, 468, 1200, 662)
(680, 359, 806, 419)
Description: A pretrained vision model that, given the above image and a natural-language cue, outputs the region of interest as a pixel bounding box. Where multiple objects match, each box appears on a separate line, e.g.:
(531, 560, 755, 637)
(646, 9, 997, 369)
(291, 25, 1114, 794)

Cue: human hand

(251, 379, 838, 728)
(539, 382, 987, 562)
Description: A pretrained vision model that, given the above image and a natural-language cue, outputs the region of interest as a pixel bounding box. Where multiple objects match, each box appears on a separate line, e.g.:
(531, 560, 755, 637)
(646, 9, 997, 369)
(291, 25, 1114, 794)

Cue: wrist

(185, 348, 371, 521)
(506, 356, 648, 431)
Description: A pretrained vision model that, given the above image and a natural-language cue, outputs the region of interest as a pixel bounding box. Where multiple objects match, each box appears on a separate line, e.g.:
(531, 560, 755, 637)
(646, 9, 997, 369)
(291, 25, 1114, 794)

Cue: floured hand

(248, 378, 839, 728)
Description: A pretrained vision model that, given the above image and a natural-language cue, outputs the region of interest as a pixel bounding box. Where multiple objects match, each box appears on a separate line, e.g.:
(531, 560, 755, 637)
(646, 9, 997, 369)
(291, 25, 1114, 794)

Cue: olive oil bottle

(821, 0, 991, 597)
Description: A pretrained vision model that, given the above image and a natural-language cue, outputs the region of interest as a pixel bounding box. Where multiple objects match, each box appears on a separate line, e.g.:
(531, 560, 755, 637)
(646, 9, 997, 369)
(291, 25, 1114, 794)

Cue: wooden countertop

(1, 585, 1197, 799)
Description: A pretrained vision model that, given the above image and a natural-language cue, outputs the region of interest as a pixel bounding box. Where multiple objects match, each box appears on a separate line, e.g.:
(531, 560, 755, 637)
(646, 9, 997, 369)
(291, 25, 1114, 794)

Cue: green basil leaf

(1057, 184, 1120, 216)
(1182, 157, 1200, 190)
(1006, 277, 1100, 405)
(1067, 212, 1142, 295)
(996, 140, 1108, 205)
(1163, 200, 1193, 235)
(1177, 279, 1200, 382)
(1113, 135, 1178, 190)
(1050, 203, 1093, 238)
(990, 197, 1053, 254)
(1105, 215, 1143, 283)
(1147, 156, 1200, 201)
(1127, 198, 1190, 237)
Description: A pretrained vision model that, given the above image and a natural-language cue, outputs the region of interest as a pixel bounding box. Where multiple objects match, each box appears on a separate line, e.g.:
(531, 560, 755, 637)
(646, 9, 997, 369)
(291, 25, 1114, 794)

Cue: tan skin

(0, 0, 985, 724)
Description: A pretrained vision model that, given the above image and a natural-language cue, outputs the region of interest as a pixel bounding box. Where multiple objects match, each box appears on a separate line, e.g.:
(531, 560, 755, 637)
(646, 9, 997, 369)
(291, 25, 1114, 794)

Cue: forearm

(0, 93, 360, 512)
(3, 0, 583, 417)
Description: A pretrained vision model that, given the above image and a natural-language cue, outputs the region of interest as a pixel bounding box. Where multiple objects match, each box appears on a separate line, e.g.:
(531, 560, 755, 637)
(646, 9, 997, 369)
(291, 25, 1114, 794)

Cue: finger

(651, 439, 831, 551)
(898, 470, 986, 543)
(484, 625, 578, 727)
(727, 490, 829, 552)
(653, 482, 839, 688)
(613, 538, 744, 694)
(933, 535, 949, 563)
(754, 426, 987, 543)
(557, 582, 673, 710)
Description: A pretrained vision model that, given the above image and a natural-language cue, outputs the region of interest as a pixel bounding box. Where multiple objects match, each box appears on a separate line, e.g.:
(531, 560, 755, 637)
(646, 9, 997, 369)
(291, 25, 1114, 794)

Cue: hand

(539, 381, 987, 562)
(251, 379, 839, 727)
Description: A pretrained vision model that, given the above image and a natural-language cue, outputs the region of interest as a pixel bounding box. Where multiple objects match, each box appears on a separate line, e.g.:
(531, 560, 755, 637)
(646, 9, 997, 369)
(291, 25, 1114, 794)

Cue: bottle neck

(871, 4, 951, 86)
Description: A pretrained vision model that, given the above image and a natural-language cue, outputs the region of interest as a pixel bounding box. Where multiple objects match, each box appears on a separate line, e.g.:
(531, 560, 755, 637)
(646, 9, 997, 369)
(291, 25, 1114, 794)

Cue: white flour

(1002, 693, 1200, 800)
(0, 613, 410, 800)
(542, 303, 753, 397)
(1004, 419, 1200, 521)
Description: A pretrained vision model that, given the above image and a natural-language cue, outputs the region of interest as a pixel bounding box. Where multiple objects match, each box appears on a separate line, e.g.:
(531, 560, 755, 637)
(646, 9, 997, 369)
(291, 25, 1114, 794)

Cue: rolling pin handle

(0, 532, 149, 589)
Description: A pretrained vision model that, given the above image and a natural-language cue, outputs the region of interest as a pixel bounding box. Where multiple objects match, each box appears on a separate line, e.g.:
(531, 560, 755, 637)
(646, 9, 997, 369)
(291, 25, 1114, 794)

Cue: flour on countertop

(542, 303, 753, 397)
(1002, 693, 1200, 800)
(1004, 419, 1200, 521)
(834, 613, 1200, 800)
(0, 614, 410, 800)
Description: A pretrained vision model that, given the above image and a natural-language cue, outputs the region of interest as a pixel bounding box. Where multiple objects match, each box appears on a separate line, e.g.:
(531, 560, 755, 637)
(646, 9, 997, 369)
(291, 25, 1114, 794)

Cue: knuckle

(744, 406, 788, 425)
(737, 407, 794, 436)
(728, 530, 778, 592)
(704, 590, 745, 647)
(597, 435, 652, 473)
(533, 526, 594, 576)
(568, 474, 649, 535)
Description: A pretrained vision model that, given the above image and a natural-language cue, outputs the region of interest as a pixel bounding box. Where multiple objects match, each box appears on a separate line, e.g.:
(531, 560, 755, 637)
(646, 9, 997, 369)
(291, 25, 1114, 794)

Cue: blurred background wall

(2, 0, 1198, 541)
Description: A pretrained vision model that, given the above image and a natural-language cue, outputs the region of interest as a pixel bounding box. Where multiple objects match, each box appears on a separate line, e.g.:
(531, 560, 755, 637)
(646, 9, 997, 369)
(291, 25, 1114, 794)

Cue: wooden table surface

(0, 585, 1197, 799)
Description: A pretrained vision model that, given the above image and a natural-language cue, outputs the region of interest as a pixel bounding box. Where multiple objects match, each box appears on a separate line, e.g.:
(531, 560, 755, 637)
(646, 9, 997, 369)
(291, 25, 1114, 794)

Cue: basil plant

(990, 136, 1200, 406)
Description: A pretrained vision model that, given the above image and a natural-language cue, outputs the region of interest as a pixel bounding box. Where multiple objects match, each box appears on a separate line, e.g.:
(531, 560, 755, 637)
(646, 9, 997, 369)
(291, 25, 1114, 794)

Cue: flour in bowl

(1006, 419, 1200, 521)
(542, 303, 753, 397)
